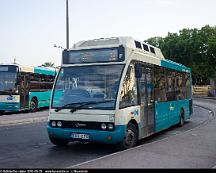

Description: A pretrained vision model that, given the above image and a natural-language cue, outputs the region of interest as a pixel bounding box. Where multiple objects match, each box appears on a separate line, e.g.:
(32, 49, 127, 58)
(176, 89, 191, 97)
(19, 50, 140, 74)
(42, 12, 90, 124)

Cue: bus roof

(33, 66, 56, 76)
(71, 36, 165, 60)
(67, 36, 190, 73)
(161, 59, 191, 73)
(0, 63, 56, 76)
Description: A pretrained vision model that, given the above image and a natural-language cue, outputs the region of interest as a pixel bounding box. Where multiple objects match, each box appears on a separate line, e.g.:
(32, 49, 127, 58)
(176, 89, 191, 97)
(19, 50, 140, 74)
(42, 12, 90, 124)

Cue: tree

(145, 25, 216, 85)
(144, 36, 164, 48)
(41, 62, 55, 67)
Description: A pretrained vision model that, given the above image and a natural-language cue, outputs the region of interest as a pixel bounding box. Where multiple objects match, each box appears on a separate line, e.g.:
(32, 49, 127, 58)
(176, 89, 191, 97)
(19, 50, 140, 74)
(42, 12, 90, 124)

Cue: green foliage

(41, 62, 55, 67)
(145, 25, 216, 85)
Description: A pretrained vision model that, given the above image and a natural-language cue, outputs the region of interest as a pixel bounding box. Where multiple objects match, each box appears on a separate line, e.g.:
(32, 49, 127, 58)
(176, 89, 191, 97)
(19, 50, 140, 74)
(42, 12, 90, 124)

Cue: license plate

(71, 133, 89, 140)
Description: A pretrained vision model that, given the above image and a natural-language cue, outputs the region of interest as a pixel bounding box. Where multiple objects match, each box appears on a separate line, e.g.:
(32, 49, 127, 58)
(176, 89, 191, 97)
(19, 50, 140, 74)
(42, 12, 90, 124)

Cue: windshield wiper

(55, 103, 80, 112)
(70, 100, 115, 113)
(54, 100, 115, 113)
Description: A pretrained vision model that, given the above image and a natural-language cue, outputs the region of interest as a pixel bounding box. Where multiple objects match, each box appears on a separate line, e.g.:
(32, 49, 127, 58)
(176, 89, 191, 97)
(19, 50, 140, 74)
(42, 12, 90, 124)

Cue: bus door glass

(20, 73, 30, 109)
(139, 64, 155, 135)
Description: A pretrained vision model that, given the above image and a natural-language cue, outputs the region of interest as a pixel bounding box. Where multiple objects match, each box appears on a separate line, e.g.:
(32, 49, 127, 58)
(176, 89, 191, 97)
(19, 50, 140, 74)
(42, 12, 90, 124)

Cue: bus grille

(50, 121, 115, 131)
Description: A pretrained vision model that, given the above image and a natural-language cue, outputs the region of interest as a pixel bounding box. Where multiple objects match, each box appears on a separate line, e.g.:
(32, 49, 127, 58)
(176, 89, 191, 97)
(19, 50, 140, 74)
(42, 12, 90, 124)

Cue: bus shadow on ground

(49, 141, 116, 157)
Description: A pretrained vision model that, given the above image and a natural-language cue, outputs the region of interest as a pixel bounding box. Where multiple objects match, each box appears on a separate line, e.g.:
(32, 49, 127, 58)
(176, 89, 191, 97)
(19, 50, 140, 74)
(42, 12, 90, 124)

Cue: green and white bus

(47, 37, 192, 149)
(0, 64, 56, 113)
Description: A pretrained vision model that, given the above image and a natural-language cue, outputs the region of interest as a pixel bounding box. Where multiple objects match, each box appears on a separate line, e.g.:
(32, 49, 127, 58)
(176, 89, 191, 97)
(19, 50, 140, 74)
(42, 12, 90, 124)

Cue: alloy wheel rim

(125, 129, 135, 147)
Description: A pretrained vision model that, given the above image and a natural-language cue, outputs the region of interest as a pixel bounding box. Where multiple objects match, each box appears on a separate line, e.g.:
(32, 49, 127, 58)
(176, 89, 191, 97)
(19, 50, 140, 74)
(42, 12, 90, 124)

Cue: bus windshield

(0, 66, 18, 95)
(52, 64, 124, 110)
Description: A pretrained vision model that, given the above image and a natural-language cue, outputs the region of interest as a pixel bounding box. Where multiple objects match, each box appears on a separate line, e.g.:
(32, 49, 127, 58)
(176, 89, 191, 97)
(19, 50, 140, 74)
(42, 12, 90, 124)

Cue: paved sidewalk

(71, 101, 216, 168)
(0, 110, 48, 126)
(193, 95, 216, 100)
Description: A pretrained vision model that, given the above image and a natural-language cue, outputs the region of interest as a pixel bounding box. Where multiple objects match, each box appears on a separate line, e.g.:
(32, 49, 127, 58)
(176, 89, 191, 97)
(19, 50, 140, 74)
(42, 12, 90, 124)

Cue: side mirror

(135, 64, 142, 78)
(9, 89, 13, 96)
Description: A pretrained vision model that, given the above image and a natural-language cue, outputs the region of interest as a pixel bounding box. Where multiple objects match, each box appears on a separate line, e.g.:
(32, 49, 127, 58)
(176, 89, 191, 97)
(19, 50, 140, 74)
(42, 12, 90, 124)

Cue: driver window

(119, 64, 138, 109)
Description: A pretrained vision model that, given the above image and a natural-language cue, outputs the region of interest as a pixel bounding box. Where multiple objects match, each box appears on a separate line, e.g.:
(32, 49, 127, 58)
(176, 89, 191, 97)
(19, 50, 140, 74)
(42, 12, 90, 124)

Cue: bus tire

(49, 136, 68, 147)
(178, 109, 185, 127)
(116, 123, 138, 150)
(30, 98, 38, 112)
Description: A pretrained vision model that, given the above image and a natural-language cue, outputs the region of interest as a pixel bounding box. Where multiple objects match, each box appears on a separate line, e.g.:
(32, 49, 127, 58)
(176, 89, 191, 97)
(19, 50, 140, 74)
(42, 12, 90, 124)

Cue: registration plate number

(71, 133, 90, 140)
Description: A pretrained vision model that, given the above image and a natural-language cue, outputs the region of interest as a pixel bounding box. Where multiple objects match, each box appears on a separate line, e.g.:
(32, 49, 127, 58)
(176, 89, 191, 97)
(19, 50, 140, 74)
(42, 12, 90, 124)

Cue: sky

(0, 0, 216, 67)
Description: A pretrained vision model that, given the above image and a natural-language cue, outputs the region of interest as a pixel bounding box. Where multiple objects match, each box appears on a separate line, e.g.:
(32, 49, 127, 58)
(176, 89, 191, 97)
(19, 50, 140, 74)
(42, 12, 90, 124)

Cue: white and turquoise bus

(0, 64, 56, 113)
(47, 37, 192, 149)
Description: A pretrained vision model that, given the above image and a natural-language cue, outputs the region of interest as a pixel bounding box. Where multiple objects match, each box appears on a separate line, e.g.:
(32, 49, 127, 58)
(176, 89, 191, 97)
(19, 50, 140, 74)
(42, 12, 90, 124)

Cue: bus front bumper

(47, 124, 126, 145)
(0, 102, 19, 112)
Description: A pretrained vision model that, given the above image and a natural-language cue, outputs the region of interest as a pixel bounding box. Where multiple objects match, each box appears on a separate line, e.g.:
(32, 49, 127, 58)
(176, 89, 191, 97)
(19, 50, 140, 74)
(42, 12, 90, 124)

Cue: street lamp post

(66, 0, 69, 50)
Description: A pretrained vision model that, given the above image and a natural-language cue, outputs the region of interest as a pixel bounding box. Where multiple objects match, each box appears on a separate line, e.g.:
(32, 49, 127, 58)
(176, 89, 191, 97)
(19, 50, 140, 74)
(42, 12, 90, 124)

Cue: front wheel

(116, 123, 138, 150)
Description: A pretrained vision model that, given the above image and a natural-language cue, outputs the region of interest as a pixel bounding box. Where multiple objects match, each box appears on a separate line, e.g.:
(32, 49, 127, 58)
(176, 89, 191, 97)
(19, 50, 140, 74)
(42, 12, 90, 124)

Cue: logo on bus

(75, 123, 87, 128)
(7, 96, 14, 101)
(131, 109, 139, 116)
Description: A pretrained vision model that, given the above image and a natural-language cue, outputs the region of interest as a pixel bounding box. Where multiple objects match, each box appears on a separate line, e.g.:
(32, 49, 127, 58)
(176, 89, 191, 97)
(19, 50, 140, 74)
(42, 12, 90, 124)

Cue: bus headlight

(57, 121, 62, 127)
(107, 123, 114, 131)
(51, 121, 56, 127)
(101, 123, 107, 130)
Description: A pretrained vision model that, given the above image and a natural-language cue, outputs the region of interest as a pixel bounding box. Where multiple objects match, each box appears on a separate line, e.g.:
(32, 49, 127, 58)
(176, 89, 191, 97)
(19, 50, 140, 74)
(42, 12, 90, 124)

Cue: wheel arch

(31, 96, 38, 104)
(127, 119, 139, 137)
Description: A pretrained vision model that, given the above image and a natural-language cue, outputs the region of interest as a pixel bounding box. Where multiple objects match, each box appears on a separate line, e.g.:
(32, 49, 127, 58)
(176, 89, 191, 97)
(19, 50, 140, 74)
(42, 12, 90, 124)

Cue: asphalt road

(72, 98, 216, 168)
(0, 98, 214, 168)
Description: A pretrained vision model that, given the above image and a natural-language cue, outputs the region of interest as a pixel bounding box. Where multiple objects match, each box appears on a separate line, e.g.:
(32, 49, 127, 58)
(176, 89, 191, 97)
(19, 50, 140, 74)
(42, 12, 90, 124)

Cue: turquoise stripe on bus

(155, 99, 190, 132)
(47, 124, 126, 144)
(34, 67, 56, 76)
(161, 59, 191, 72)
(0, 102, 20, 111)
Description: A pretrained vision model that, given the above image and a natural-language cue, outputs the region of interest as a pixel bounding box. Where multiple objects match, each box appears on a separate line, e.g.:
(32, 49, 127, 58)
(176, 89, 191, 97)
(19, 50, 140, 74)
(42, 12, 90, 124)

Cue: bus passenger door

(20, 74, 30, 109)
(145, 66, 155, 134)
(139, 65, 155, 137)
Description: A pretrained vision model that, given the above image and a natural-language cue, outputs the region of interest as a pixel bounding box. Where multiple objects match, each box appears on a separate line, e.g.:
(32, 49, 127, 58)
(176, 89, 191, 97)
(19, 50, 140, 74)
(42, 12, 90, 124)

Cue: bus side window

(176, 72, 185, 100)
(29, 73, 40, 92)
(185, 73, 190, 98)
(154, 66, 167, 102)
(16, 73, 22, 89)
(119, 64, 138, 108)
(166, 70, 176, 101)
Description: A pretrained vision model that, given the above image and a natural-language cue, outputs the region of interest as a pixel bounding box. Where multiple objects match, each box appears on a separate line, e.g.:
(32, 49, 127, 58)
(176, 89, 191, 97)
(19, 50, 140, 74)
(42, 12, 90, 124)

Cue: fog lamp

(57, 121, 62, 127)
(108, 123, 114, 130)
(101, 123, 107, 130)
(51, 121, 56, 127)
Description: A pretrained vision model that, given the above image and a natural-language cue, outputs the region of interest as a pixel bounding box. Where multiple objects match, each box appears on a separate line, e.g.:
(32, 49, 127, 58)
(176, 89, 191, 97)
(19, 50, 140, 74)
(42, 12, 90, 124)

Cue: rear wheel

(116, 123, 138, 150)
(0, 111, 5, 115)
(49, 136, 68, 147)
(178, 109, 185, 127)
(30, 98, 38, 112)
